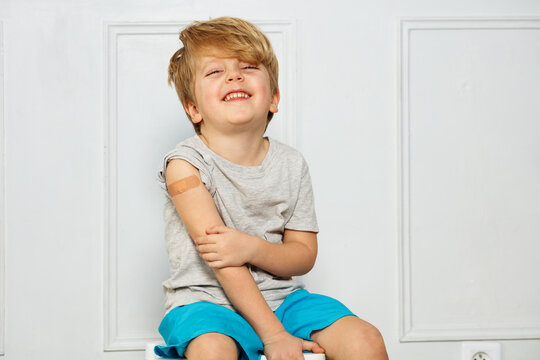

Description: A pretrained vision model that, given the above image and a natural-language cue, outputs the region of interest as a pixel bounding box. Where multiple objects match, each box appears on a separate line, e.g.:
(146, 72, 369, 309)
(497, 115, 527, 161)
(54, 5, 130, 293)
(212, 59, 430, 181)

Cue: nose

(226, 68, 244, 82)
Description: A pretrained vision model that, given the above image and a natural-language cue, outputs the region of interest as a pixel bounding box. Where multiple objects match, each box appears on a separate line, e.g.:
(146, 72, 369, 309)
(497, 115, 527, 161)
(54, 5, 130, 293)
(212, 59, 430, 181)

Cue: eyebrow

(198, 61, 220, 75)
(199, 57, 223, 69)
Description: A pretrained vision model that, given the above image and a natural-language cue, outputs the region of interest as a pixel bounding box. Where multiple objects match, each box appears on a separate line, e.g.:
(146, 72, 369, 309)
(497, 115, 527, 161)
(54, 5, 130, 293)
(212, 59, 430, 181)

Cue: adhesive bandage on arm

(168, 174, 201, 197)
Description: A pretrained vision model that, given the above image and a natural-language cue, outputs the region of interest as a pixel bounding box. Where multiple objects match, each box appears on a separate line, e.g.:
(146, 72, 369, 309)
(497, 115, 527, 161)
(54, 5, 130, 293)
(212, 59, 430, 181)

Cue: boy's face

(185, 52, 279, 135)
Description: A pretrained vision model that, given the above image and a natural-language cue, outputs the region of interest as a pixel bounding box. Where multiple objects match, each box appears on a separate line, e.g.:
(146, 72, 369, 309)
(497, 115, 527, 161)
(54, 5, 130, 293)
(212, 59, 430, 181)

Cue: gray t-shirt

(158, 135, 319, 313)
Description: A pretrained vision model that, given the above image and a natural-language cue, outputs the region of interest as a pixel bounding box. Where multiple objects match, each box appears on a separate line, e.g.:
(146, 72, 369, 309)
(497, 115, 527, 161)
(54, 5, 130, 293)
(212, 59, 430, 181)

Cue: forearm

(164, 161, 288, 343)
(250, 238, 316, 278)
(213, 266, 286, 341)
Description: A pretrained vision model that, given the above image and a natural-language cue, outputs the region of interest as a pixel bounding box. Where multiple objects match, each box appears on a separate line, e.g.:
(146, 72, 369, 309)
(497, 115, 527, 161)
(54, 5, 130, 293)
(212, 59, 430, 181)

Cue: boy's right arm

(165, 159, 323, 359)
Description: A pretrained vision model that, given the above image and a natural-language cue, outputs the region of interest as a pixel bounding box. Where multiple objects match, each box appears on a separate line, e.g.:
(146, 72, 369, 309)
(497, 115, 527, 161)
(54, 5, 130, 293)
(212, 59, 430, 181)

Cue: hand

(263, 331, 325, 360)
(194, 225, 260, 268)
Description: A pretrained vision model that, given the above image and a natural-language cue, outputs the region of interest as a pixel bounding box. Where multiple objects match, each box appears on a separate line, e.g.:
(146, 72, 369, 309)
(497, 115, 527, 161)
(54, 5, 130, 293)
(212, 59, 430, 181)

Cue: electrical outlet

(462, 342, 501, 360)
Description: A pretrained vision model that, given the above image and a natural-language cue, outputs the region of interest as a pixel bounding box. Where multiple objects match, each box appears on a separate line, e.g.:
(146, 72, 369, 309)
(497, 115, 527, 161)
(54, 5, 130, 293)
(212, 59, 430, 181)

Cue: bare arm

(165, 159, 323, 356)
(198, 226, 318, 278)
(251, 229, 318, 278)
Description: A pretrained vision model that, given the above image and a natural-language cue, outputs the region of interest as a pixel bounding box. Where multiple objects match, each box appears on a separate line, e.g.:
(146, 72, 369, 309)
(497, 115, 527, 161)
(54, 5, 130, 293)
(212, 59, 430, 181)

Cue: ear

(269, 91, 280, 114)
(185, 102, 203, 124)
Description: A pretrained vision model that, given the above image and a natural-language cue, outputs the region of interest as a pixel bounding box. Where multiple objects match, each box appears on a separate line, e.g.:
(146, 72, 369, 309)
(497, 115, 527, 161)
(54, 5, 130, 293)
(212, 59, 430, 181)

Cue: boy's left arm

(254, 228, 318, 277)
(196, 226, 317, 278)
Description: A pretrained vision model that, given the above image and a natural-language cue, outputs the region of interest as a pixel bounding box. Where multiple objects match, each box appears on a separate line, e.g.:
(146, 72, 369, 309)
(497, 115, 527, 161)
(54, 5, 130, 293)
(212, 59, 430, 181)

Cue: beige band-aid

(168, 175, 200, 197)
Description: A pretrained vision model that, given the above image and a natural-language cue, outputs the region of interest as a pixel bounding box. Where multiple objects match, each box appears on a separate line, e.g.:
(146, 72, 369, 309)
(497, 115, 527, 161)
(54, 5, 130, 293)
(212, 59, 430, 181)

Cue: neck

(199, 129, 269, 166)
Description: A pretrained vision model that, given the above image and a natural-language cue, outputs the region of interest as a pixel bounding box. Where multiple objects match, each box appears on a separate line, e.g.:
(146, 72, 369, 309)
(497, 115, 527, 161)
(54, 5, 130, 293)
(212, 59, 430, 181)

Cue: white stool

(146, 342, 326, 359)
(260, 355, 325, 360)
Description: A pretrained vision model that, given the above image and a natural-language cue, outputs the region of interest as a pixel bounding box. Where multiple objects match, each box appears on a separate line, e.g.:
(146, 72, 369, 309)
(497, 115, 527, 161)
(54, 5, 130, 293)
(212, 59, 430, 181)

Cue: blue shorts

(154, 289, 355, 360)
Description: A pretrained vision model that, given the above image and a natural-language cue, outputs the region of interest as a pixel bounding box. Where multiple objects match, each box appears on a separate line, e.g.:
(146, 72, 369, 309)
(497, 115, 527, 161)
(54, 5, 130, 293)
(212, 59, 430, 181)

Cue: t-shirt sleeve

(157, 144, 215, 196)
(284, 159, 319, 233)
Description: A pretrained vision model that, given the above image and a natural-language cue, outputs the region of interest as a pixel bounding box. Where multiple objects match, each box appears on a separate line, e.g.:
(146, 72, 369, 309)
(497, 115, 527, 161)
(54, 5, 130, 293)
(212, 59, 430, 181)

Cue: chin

(226, 114, 257, 125)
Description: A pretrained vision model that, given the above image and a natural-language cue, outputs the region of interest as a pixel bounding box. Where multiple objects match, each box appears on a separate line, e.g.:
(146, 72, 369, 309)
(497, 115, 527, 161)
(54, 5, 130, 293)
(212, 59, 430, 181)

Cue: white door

(1, 1, 540, 359)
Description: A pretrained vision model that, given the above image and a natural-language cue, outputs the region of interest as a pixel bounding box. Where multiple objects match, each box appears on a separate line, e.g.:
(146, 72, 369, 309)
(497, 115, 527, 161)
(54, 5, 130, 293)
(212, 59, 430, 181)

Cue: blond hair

(168, 17, 279, 134)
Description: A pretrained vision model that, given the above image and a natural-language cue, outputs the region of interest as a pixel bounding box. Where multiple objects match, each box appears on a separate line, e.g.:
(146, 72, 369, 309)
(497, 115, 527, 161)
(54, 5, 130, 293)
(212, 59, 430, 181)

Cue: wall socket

(462, 342, 501, 360)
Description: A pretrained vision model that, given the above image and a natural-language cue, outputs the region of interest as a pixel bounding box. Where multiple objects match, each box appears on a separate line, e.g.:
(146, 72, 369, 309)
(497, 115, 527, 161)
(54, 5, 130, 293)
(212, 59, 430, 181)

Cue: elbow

(299, 257, 316, 276)
(290, 250, 317, 277)
(303, 245, 318, 274)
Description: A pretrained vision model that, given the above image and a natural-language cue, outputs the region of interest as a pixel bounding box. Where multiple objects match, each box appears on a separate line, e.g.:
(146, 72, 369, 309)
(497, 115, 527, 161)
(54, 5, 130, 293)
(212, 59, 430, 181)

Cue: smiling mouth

(223, 91, 251, 102)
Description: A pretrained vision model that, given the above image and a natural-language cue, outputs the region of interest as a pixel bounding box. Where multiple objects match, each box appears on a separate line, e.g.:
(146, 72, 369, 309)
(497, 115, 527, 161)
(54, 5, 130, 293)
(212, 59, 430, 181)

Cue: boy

(155, 17, 388, 360)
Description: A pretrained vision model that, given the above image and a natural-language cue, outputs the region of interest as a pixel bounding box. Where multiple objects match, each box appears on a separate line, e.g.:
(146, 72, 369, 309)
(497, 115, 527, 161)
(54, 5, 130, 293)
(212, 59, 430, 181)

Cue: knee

(351, 323, 388, 359)
(196, 343, 237, 360)
(184, 333, 238, 360)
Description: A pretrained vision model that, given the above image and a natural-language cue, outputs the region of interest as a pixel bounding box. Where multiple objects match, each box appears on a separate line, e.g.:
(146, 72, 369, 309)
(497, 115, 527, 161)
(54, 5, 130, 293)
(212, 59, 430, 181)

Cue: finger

(206, 260, 226, 269)
(205, 225, 229, 234)
(301, 339, 325, 353)
(205, 226, 218, 234)
(312, 343, 326, 353)
(196, 236, 218, 246)
(201, 253, 220, 262)
(194, 236, 207, 245)
(196, 244, 215, 254)
(205, 234, 222, 241)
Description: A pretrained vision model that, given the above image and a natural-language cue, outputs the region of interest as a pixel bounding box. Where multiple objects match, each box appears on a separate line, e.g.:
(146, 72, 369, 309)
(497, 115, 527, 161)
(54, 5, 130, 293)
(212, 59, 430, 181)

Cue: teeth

(224, 92, 250, 101)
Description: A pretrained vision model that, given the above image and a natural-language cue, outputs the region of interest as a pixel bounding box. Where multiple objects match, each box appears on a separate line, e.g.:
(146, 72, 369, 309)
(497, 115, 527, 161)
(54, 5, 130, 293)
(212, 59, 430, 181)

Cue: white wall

(1, 0, 540, 359)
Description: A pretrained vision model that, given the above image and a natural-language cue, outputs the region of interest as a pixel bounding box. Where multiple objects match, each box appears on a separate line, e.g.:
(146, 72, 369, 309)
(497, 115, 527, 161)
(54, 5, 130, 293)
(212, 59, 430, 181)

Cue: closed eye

(243, 65, 259, 70)
(205, 69, 221, 76)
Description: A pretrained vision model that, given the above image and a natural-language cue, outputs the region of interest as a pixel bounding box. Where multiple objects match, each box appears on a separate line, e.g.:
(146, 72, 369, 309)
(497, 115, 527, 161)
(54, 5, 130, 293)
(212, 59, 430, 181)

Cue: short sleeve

(157, 144, 215, 196)
(284, 160, 319, 233)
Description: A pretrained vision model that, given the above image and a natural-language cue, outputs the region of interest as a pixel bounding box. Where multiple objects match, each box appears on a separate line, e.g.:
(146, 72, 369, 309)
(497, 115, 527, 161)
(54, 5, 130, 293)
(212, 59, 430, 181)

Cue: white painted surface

(399, 18, 540, 342)
(0, 19, 5, 358)
(0, 1, 539, 359)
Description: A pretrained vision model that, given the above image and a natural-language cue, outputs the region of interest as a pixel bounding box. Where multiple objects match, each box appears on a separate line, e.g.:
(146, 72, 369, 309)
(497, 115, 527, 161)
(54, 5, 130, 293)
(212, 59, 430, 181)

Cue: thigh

(155, 301, 263, 360)
(184, 332, 238, 360)
(275, 289, 356, 341)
